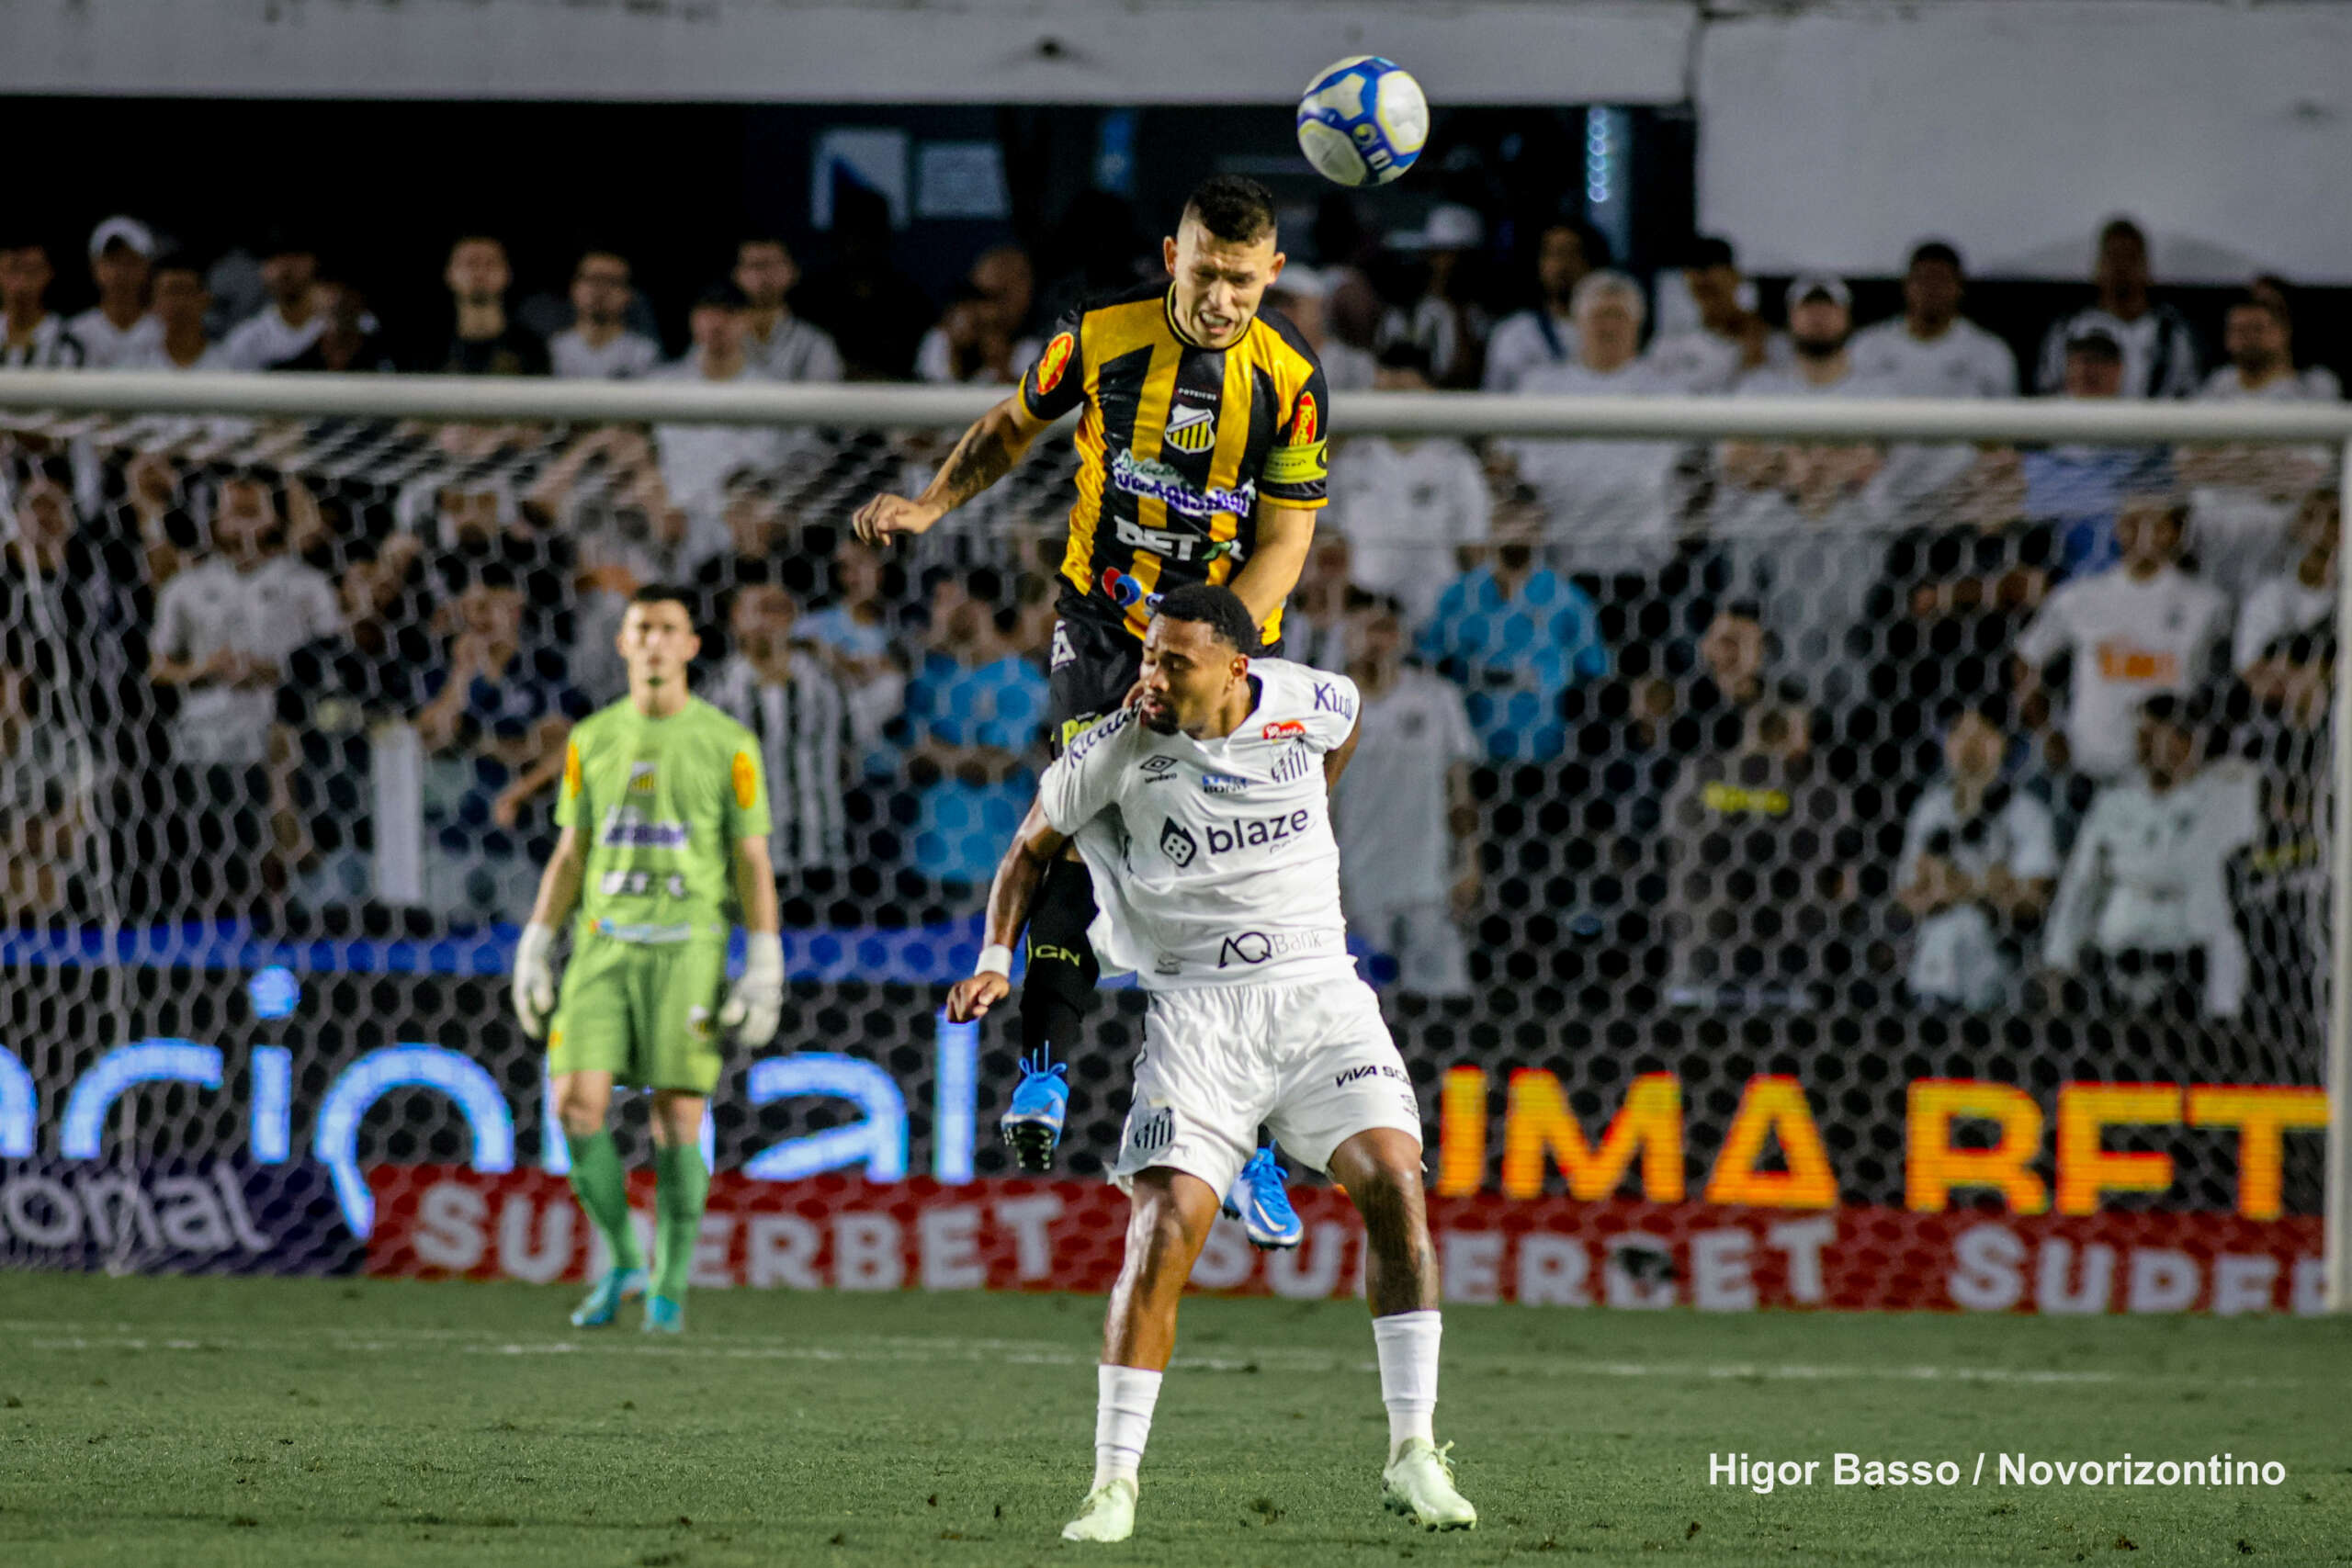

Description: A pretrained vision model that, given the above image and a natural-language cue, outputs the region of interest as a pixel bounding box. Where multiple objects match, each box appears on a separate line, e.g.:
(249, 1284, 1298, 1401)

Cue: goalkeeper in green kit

(509, 584, 785, 1334)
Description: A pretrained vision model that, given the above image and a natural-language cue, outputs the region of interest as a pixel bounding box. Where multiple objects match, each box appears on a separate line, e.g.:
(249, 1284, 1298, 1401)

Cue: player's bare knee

(555, 1078, 609, 1137)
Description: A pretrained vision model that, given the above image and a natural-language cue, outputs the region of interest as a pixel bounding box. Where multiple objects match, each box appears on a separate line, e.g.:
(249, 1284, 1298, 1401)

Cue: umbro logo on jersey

(1159, 818, 1200, 867)
(1139, 755, 1180, 781)
(1164, 404, 1217, 454)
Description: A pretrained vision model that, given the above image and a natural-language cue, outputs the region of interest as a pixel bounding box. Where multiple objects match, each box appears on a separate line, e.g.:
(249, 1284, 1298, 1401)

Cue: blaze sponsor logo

(1216, 928, 1340, 967)
(1261, 719, 1306, 741)
(731, 750, 758, 808)
(1034, 332, 1076, 396)
(1200, 773, 1250, 795)
(1312, 681, 1355, 719)
(1164, 404, 1217, 454)
(1292, 389, 1319, 445)
(1204, 810, 1313, 855)
(1159, 818, 1200, 867)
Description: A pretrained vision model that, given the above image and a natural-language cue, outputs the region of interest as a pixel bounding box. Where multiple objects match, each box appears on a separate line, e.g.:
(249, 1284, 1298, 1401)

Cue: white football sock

(1373, 1310, 1442, 1454)
(1092, 1364, 1163, 1489)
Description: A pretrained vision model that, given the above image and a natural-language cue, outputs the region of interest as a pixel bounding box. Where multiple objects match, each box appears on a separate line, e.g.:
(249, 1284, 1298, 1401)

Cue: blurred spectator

(0, 237, 85, 367)
(1655, 694, 1863, 1008)
(149, 254, 221, 370)
(413, 565, 587, 913)
(2013, 329, 2174, 574)
(2042, 694, 2257, 1019)
(1383, 203, 1489, 389)
(549, 249, 662, 380)
(0, 638, 104, 921)
(278, 276, 396, 373)
(1482, 220, 1602, 393)
(433, 236, 548, 376)
(1504, 270, 1687, 578)
(2233, 489, 2336, 673)
(67, 217, 163, 371)
(734, 236, 844, 383)
(704, 576, 853, 881)
(1265, 268, 1365, 392)
(148, 470, 343, 769)
(1283, 531, 1357, 672)
(1417, 501, 1610, 764)
(1648, 236, 1785, 394)
(1333, 592, 1480, 997)
(1711, 276, 1891, 709)
(2177, 290, 2338, 601)
(1895, 695, 2057, 1009)
(1850, 242, 2017, 397)
(794, 189, 930, 379)
(918, 245, 1038, 385)
(267, 536, 436, 906)
(219, 231, 322, 371)
(650, 282, 791, 560)
(2227, 619, 2332, 1043)
(1329, 342, 1490, 626)
(2034, 218, 2200, 399)
(898, 584, 1048, 893)
(1643, 600, 1808, 759)
(690, 483, 802, 633)
(802, 538, 909, 764)
(2014, 494, 2228, 784)
(2247, 275, 2340, 396)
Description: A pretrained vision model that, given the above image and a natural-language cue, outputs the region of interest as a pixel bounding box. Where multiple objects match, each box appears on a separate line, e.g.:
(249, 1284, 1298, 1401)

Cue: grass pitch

(1, 1274, 2347, 1566)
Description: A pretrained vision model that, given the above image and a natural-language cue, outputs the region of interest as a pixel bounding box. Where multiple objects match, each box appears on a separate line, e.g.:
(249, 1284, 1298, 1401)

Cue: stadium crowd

(0, 205, 2337, 1036)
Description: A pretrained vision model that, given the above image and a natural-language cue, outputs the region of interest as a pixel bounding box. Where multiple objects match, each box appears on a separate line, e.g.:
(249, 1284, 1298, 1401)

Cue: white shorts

(1110, 974, 1424, 1200)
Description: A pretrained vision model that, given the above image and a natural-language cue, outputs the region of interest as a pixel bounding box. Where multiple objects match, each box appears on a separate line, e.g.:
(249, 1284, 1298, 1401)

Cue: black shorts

(1046, 596, 1283, 756)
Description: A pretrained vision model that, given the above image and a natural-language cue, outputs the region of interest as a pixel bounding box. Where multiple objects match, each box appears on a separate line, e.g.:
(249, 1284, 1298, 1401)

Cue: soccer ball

(1295, 56, 1429, 187)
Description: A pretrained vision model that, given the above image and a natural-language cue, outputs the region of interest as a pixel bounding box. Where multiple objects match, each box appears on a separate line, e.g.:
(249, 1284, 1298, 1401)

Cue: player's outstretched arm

(945, 797, 1069, 1023)
(514, 825, 587, 1038)
(852, 395, 1051, 545)
(1226, 500, 1318, 630)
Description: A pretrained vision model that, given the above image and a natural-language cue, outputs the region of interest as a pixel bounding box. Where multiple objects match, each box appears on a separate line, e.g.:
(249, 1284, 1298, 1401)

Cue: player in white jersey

(947, 583, 1477, 1543)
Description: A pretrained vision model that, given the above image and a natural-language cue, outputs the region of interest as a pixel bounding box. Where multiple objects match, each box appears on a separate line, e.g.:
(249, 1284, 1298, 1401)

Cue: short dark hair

(1908, 240, 1965, 276)
(2100, 217, 2148, 251)
(2066, 328, 2123, 364)
(2232, 288, 2290, 331)
(1686, 236, 1736, 271)
(629, 582, 696, 620)
(1182, 175, 1278, 245)
(693, 280, 750, 311)
(1374, 338, 1431, 377)
(1542, 217, 1612, 271)
(1154, 581, 1260, 653)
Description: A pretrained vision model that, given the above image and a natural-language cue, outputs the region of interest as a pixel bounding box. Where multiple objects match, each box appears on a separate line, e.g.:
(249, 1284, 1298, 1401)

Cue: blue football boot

(641, 1294, 685, 1335)
(1001, 1050, 1070, 1174)
(1223, 1143, 1303, 1250)
(569, 1266, 647, 1328)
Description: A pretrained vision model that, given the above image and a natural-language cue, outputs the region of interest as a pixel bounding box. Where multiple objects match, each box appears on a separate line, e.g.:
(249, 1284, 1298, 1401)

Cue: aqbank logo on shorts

(1109, 449, 1256, 519)
(597, 806, 690, 850)
(1216, 928, 1340, 968)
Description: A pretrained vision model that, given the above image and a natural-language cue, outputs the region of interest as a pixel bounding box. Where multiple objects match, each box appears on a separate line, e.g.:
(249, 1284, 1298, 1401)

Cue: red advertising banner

(364, 1168, 2325, 1316)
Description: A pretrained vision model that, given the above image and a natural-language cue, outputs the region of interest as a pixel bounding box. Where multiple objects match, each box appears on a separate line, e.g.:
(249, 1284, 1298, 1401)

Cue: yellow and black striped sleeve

(1020, 307, 1088, 423)
(1258, 337, 1330, 510)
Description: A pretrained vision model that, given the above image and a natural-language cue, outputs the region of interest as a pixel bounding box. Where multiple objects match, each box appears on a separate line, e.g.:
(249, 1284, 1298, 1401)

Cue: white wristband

(976, 943, 1015, 977)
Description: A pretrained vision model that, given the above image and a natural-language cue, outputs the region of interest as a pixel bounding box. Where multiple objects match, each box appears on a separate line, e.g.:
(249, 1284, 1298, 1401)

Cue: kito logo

(1312, 681, 1356, 720)
(1216, 929, 1339, 967)
(1204, 810, 1314, 855)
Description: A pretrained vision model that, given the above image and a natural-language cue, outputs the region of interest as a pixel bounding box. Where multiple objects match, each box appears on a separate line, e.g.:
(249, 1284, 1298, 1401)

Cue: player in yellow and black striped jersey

(851, 175, 1329, 1186)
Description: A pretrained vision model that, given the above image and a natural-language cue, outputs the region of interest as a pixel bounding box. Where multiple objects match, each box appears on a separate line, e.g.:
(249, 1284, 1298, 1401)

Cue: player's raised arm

(945, 797, 1069, 1023)
(852, 392, 1053, 544)
(1227, 501, 1318, 630)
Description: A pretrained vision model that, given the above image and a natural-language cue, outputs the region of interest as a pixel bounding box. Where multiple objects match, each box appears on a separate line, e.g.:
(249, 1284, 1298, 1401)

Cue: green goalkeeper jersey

(554, 695, 773, 943)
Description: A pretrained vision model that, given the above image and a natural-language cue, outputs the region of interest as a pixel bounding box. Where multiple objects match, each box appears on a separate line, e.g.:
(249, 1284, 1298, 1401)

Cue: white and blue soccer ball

(1295, 56, 1429, 187)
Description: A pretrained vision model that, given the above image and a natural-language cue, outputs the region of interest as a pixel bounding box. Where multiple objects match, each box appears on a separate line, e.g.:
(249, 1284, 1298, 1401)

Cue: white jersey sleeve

(1038, 706, 1141, 838)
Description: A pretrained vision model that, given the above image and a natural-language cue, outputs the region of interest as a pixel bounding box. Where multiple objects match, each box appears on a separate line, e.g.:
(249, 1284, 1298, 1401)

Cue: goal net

(0, 375, 2340, 1314)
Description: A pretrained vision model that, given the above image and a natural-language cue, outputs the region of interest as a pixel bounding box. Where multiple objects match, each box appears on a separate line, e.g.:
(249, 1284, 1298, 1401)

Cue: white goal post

(0, 367, 2346, 1312)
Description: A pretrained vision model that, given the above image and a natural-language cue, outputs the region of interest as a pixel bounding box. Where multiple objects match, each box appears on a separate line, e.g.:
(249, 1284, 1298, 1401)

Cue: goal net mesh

(0, 397, 2333, 1294)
